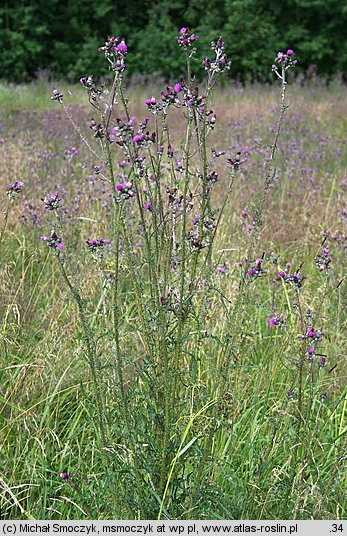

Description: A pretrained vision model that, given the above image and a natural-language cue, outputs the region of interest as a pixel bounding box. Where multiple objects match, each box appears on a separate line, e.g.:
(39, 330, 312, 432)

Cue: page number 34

(331, 525, 344, 533)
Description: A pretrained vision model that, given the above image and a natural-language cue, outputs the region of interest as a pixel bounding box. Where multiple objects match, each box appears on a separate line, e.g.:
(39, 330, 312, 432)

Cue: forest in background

(1, 0, 347, 83)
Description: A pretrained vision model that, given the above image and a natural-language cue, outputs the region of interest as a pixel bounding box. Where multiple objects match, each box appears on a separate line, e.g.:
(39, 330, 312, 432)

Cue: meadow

(0, 39, 346, 520)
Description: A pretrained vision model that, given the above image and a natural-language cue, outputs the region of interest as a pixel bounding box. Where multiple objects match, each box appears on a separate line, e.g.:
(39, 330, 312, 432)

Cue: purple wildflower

(281, 270, 307, 289)
(269, 315, 285, 328)
(42, 192, 62, 211)
(227, 152, 248, 167)
(319, 357, 327, 367)
(315, 246, 331, 271)
(116, 181, 135, 199)
(247, 258, 267, 278)
(203, 37, 232, 74)
(99, 36, 127, 71)
(41, 230, 64, 252)
(86, 238, 110, 257)
(145, 96, 156, 106)
(7, 181, 24, 201)
(116, 41, 128, 54)
(132, 134, 143, 143)
(176, 27, 199, 48)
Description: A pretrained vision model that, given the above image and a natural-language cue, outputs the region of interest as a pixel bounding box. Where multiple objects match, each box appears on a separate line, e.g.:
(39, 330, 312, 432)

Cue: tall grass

(0, 32, 346, 520)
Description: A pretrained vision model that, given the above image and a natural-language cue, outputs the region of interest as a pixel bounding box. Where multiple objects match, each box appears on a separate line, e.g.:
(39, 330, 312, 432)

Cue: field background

(0, 75, 346, 520)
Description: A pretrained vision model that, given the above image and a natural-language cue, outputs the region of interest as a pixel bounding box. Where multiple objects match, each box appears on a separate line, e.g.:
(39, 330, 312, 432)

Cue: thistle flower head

(176, 27, 199, 48)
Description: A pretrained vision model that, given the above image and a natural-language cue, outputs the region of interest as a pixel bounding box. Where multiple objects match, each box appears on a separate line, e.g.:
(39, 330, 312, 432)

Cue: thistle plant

(0, 181, 24, 247)
(23, 29, 342, 520)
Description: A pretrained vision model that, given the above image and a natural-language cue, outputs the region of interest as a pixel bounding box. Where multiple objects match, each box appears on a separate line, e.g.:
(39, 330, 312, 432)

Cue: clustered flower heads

(272, 49, 297, 78)
(183, 86, 205, 109)
(315, 246, 331, 271)
(167, 187, 194, 215)
(86, 238, 110, 255)
(79, 75, 106, 104)
(300, 323, 326, 365)
(145, 83, 182, 114)
(247, 258, 267, 278)
(176, 27, 199, 48)
(203, 36, 232, 74)
(98, 36, 127, 72)
(227, 152, 248, 167)
(279, 268, 307, 289)
(64, 146, 79, 159)
(42, 192, 62, 211)
(116, 180, 135, 199)
(269, 315, 285, 328)
(41, 230, 64, 251)
(109, 116, 156, 151)
(7, 180, 24, 201)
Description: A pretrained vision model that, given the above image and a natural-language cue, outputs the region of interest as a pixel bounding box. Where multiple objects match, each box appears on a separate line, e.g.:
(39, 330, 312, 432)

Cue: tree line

(1, 0, 346, 83)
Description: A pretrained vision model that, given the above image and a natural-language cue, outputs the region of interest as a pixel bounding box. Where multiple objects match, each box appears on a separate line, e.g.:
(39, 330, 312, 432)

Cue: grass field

(0, 74, 346, 520)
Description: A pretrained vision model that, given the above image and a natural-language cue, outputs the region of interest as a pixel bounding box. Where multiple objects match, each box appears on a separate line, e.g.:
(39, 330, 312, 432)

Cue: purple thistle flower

(247, 269, 253, 276)
(132, 134, 143, 143)
(115, 181, 135, 199)
(42, 192, 62, 211)
(145, 96, 156, 106)
(315, 246, 331, 271)
(174, 83, 181, 93)
(41, 230, 64, 252)
(116, 41, 127, 54)
(269, 315, 285, 328)
(287, 49, 294, 56)
(86, 238, 110, 257)
(7, 181, 24, 201)
(176, 27, 199, 48)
